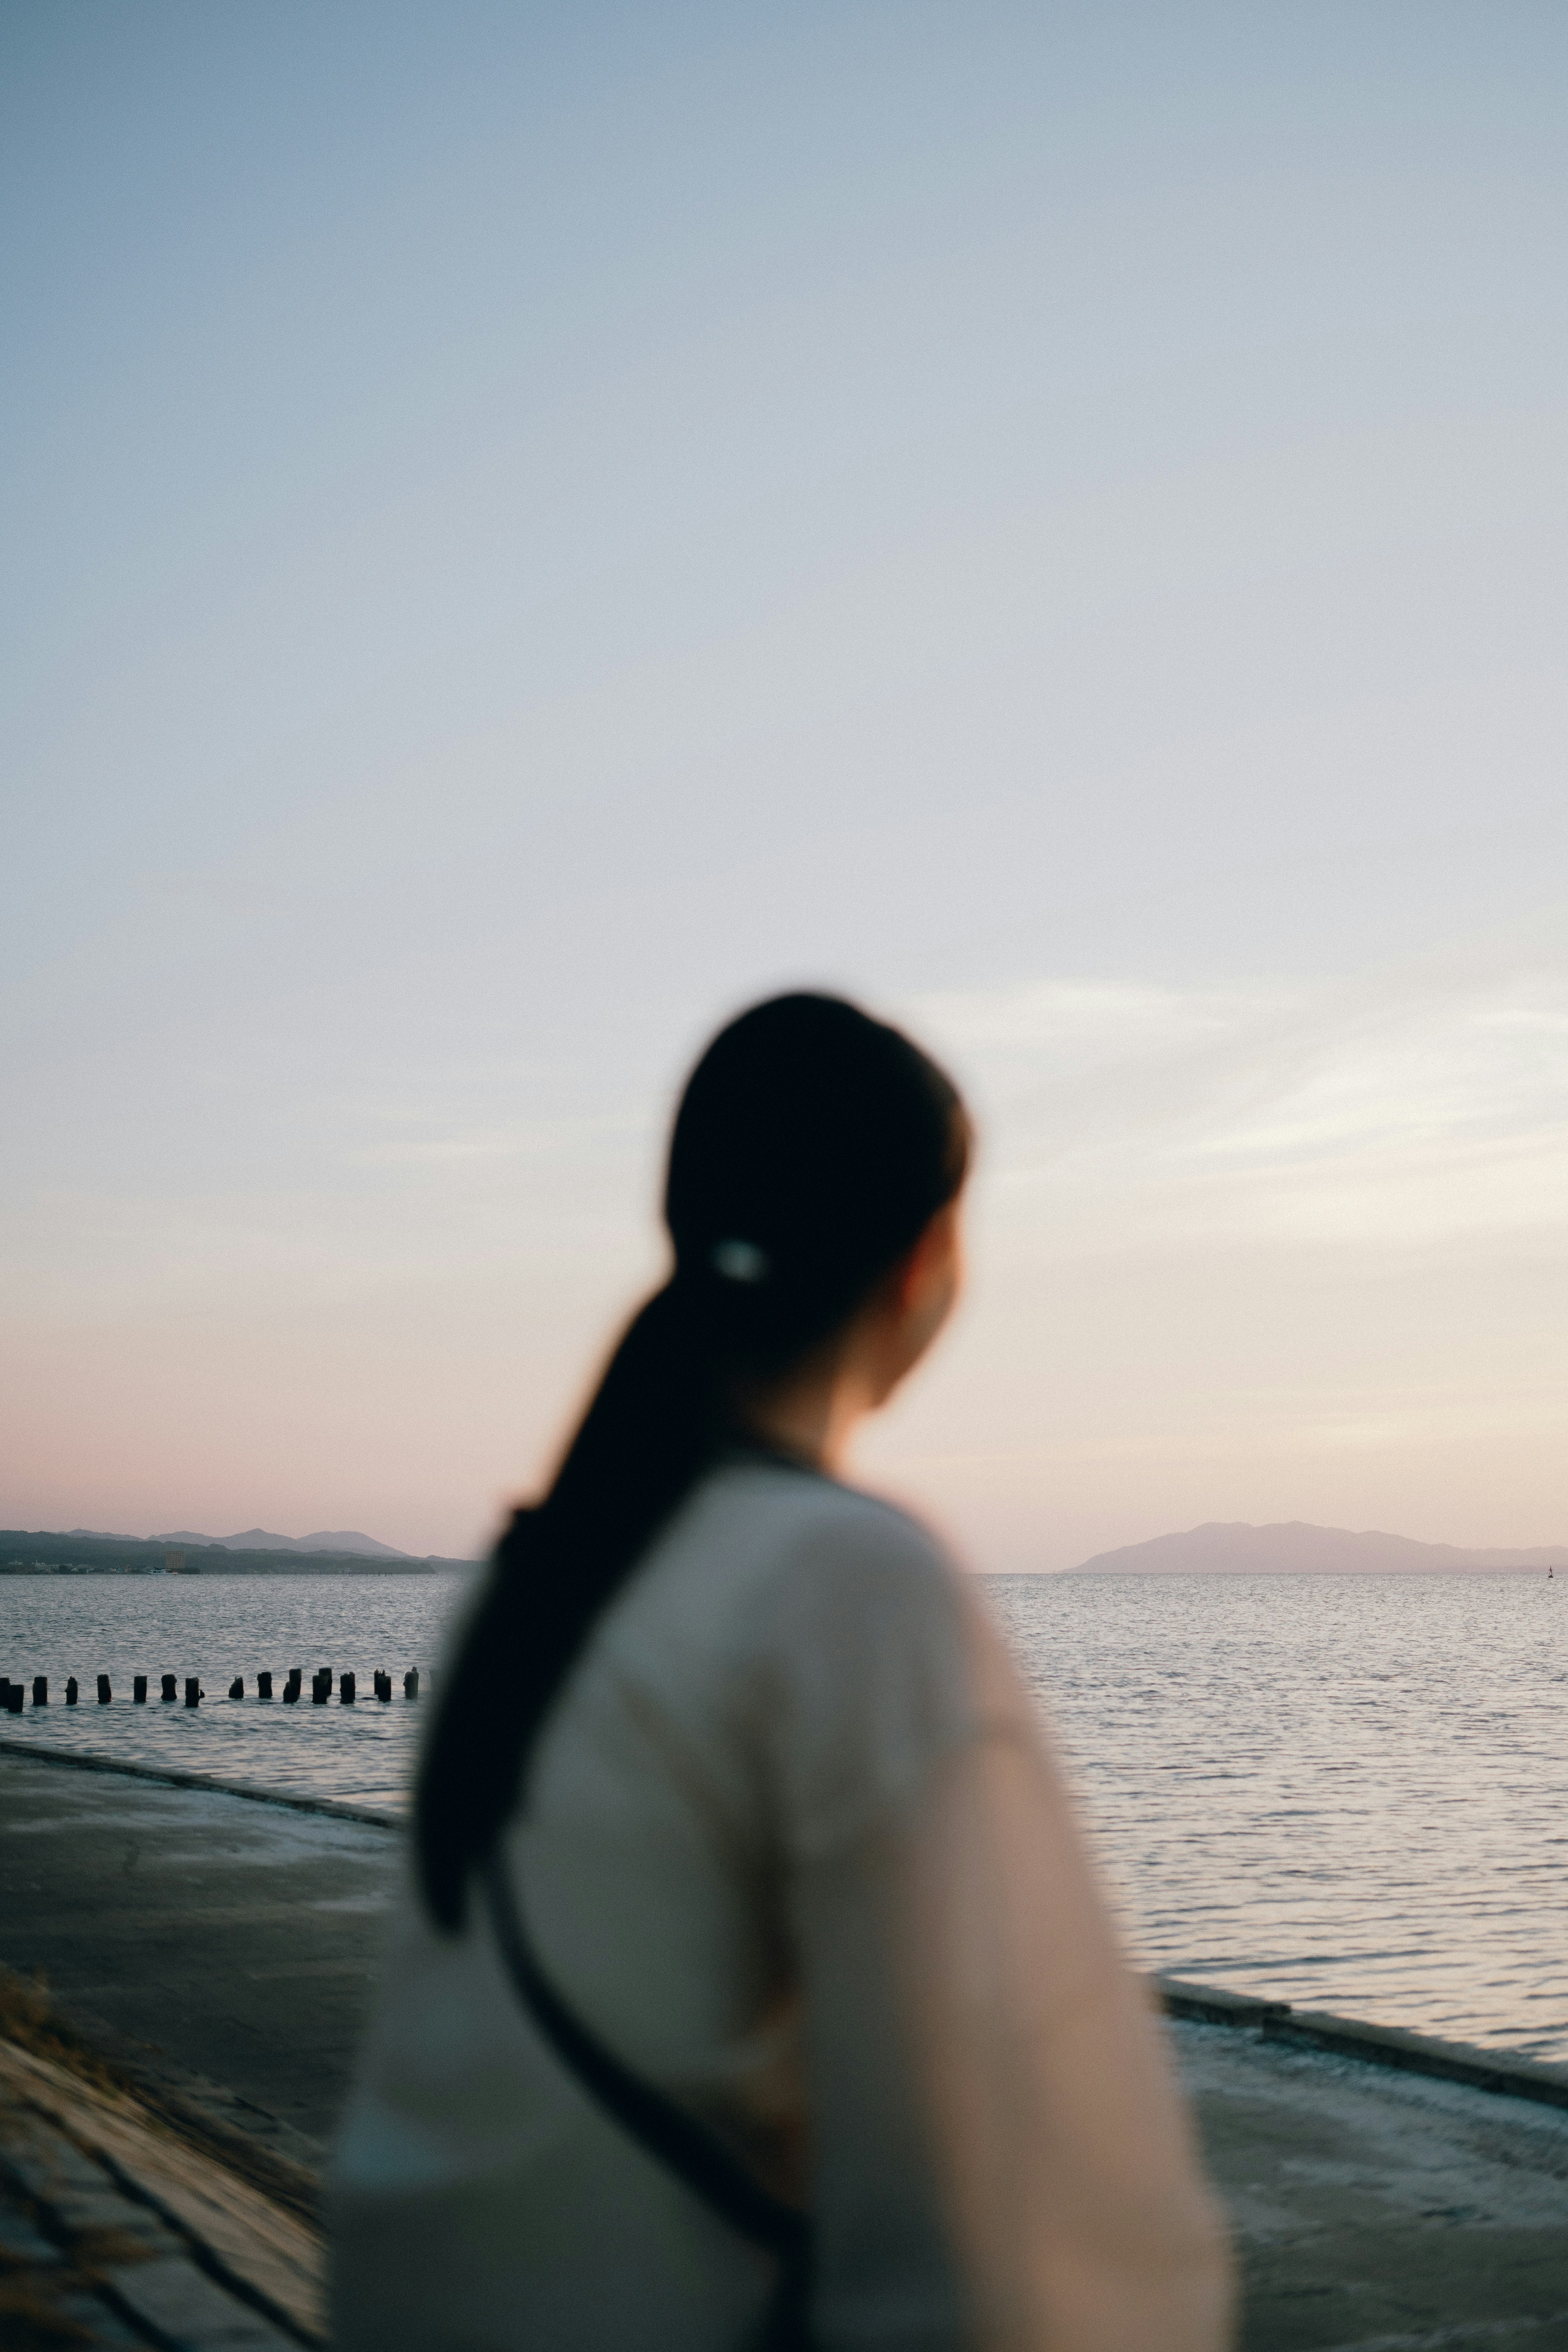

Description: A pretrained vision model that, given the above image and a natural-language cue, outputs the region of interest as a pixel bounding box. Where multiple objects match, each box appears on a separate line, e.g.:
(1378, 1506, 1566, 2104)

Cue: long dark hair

(415, 992, 969, 1930)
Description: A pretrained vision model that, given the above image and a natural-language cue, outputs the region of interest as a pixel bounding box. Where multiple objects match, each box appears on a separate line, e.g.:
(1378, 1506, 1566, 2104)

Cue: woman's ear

(899, 1199, 963, 1313)
(875, 1200, 963, 1401)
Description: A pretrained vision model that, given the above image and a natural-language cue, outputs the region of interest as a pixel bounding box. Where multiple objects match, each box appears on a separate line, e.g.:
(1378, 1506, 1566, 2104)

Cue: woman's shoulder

(611, 1454, 966, 1701)
(687, 1452, 957, 1605)
(699, 1448, 949, 1547)
(566, 1457, 982, 1858)
(701, 1462, 978, 1853)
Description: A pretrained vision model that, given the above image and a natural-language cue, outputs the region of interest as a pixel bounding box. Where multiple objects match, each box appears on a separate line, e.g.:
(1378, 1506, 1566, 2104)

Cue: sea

(3, 1569, 1563, 2062)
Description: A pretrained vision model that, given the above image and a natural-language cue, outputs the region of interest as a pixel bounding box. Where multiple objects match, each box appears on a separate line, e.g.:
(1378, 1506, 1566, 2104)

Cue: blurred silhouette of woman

(331, 993, 1232, 2351)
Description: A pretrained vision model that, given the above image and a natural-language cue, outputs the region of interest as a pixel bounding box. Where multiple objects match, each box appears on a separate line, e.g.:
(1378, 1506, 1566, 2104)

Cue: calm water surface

(0, 1574, 469, 1813)
(3, 1569, 1563, 2059)
(990, 1572, 1567, 2063)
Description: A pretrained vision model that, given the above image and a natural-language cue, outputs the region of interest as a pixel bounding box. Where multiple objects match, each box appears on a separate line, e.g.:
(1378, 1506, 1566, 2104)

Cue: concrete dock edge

(1158, 1973, 1568, 2110)
(0, 1734, 397, 1831)
(7, 1736, 1565, 2116)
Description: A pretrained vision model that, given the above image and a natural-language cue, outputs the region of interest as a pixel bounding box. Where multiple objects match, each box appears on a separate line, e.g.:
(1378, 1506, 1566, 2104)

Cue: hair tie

(710, 1238, 770, 1283)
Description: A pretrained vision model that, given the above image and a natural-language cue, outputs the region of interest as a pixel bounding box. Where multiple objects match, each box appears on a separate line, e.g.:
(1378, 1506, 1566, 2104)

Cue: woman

(331, 993, 1233, 2350)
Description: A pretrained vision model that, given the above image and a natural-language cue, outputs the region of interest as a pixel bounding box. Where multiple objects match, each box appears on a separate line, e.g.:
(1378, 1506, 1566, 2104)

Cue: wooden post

(312, 1670, 330, 1704)
(4, 1685, 20, 1716)
(340, 1671, 356, 1703)
(284, 1668, 302, 1703)
(185, 1677, 201, 1708)
(228, 1676, 244, 1700)
(97, 1675, 112, 1704)
(33, 1677, 48, 1706)
(66, 1678, 79, 1704)
(132, 1676, 146, 1703)
(258, 1671, 273, 1699)
(160, 1673, 177, 1702)
(403, 1668, 419, 1699)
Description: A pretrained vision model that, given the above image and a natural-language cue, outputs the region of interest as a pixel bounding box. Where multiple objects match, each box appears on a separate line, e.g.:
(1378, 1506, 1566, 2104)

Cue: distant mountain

(156, 1526, 411, 1559)
(296, 1529, 410, 1557)
(1074, 1521, 1566, 1574)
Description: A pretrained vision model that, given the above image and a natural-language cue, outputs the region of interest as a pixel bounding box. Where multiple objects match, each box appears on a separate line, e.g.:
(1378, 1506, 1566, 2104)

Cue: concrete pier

(3, 1744, 1567, 2346)
(0, 1749, 394, 2147)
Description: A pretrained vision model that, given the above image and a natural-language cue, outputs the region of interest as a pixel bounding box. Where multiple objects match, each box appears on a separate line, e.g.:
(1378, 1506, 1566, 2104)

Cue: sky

(4, 3, 1566, 1569)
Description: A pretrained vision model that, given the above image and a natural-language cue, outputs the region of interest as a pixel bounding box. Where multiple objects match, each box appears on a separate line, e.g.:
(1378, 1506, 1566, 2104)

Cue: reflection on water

(3, 1569, 1563, 2058)
(990, 1572, 1568, 2062)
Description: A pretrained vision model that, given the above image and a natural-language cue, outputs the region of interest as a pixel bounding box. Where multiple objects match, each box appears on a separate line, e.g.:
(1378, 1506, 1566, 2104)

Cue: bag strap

(480, 1851, 810, 2269)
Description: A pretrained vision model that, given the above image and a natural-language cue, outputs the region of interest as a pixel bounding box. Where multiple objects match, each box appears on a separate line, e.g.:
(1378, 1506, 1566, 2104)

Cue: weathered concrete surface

(1178, 2018, 1568, 2348)
(0, 2032, 318, 2348)
(4, 1750, 1568, 2348)
(0, 1753, 396, 2149)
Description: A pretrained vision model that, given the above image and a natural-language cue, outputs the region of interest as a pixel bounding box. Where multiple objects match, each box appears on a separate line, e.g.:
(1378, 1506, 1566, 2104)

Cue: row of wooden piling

(0, 1668, 420, 1713)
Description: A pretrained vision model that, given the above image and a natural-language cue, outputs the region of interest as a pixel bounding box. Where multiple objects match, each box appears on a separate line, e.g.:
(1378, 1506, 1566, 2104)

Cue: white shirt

(330, 1459, 1232, 2350)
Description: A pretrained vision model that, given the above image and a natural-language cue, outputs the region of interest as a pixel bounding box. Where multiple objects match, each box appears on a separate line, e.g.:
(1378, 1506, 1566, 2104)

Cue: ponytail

(416, 993, 969, 1930)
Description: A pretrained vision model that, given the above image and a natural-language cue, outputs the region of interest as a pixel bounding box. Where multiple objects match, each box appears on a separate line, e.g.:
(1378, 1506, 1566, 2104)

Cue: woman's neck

(740, 1343, 874, 1476)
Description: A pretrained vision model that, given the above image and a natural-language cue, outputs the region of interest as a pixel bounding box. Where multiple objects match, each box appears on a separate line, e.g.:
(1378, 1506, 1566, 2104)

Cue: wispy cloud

(357, 1112, 644, 1169)
(909, 965, 1568, 1250)
(909, 978, 1257, 1063)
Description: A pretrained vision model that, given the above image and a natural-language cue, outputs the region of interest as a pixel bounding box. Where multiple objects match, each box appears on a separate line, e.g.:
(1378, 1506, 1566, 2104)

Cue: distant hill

(157, 1526, 410, 1558)
(1074, 1521, 1566, 1574)
(1, 1529, 475, 1575)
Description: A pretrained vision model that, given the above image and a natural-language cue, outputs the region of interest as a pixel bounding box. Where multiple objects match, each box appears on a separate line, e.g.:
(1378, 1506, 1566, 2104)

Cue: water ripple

(2, 1568, 1562, 2059)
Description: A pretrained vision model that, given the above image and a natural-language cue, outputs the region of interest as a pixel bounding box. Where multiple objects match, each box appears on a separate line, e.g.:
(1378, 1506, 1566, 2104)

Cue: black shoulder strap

(480, 1852, 810, 2271)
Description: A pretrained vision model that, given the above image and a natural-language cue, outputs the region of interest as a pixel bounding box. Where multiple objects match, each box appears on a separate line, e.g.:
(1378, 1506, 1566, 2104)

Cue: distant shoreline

(0, 1561, 467, 1575)
(0, 1527, 477, 1577)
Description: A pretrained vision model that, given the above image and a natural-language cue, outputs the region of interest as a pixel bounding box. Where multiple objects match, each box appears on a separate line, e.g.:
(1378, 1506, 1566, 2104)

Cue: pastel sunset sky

(5, 5, 1566, 1568)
